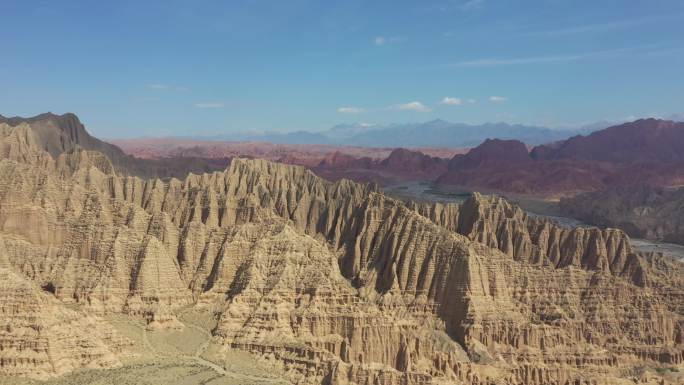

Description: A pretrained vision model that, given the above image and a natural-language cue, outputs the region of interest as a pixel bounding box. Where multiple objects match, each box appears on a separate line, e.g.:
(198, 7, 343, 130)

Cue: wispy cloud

(146, 83, 188, 91)
(452, 53, 583, 68)
(467, 98, 477, 104)
(373, 36, 402, 46)
(489, 96, 508, 102)
(337, 106, 364, 114)
(147, 84, 169, 89)
(194, 102, 224, 109)
(461, 0, 485, 11)
(446, 45, 666, 68)
(390, 101, 431, 112)
(440, 97, 463, 106)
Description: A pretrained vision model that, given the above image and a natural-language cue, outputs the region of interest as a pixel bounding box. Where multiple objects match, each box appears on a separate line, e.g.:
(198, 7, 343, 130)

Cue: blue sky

(1, 0, 683, 138)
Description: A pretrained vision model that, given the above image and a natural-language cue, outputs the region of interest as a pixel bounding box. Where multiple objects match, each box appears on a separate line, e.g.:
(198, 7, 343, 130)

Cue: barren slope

(560, 184, 684, 246)
(0, 117, 682, 384)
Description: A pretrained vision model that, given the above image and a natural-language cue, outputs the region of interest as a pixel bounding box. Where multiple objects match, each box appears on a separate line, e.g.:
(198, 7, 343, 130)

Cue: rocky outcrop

(379, 148, 448, 176)
(0, 268, 128, 379)
(409, 193, 639, 281)
(0, 112, 124, 160)
(0, 114, 228, 179)
(0, 117, 682, 384)
(448, 139, 531, 169)
(313, 148, 449, 185)
(317, 151, 374, 169)
(560, 184, 684, 246)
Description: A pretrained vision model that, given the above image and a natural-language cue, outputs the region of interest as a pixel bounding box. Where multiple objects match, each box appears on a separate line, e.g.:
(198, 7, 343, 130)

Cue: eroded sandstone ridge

(0, 113, 229, 179)
(0, 268, 128, 379)
(560, 184, 684, 246)
(0, 117, 682, 384)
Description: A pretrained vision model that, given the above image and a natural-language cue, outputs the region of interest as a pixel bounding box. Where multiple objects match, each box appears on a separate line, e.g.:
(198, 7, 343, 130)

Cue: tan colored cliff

(0, 119, 682, 384)
(0, 268, 128, 379)
(410, 193, 639, 282)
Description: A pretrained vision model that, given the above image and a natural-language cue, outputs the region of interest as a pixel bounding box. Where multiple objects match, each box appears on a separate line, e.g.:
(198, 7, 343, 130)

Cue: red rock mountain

(531, 118, 684, 163)
(313, 148, 448, 184)
(380, 147, 448, 174)
(317, 151, 374, 169)
(437, 119, 684, 196)
(448, 139, 531, 169)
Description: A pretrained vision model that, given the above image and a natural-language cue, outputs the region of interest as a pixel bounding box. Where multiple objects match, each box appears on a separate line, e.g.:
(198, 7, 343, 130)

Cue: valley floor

(0, 307, 290, 385)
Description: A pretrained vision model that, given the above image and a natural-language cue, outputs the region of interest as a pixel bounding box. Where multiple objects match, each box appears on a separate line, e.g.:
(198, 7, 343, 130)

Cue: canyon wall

(560, 184, 684, 246)
(0, 119, 682, 384)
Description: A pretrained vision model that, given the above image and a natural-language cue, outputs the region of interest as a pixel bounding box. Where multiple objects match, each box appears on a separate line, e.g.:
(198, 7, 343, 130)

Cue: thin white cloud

(447, 45, 669, 69)
(374, 36, 403, 46)
(467, 98, 477, 104)
(452, 54, 583, 68)
(440, 97, 463, 106)
(337, 106, 364, 114)
(147, 84, 169, 89)
(489, 96, 508, 102)
(391, 101, 431, 112)
(194, 102, 225, 108)
(461, 0, 485, 11)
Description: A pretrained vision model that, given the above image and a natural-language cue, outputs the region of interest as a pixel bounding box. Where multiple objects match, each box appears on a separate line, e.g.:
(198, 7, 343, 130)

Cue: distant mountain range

(436, 118, 684, 195)
(7, 113, 684, 199)
(217, 119, 607, 147)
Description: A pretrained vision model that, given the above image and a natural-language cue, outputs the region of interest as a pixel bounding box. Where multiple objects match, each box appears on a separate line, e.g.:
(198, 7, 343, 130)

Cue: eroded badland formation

(113, 118, 684, 197)
(0, 113, 682, 384)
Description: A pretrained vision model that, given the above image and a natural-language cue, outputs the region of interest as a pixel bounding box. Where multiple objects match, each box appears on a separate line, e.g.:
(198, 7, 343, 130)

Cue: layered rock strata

(0, 268, 127, 379)
(560, 184, 684, 246)
(0, 119, 682, 384)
